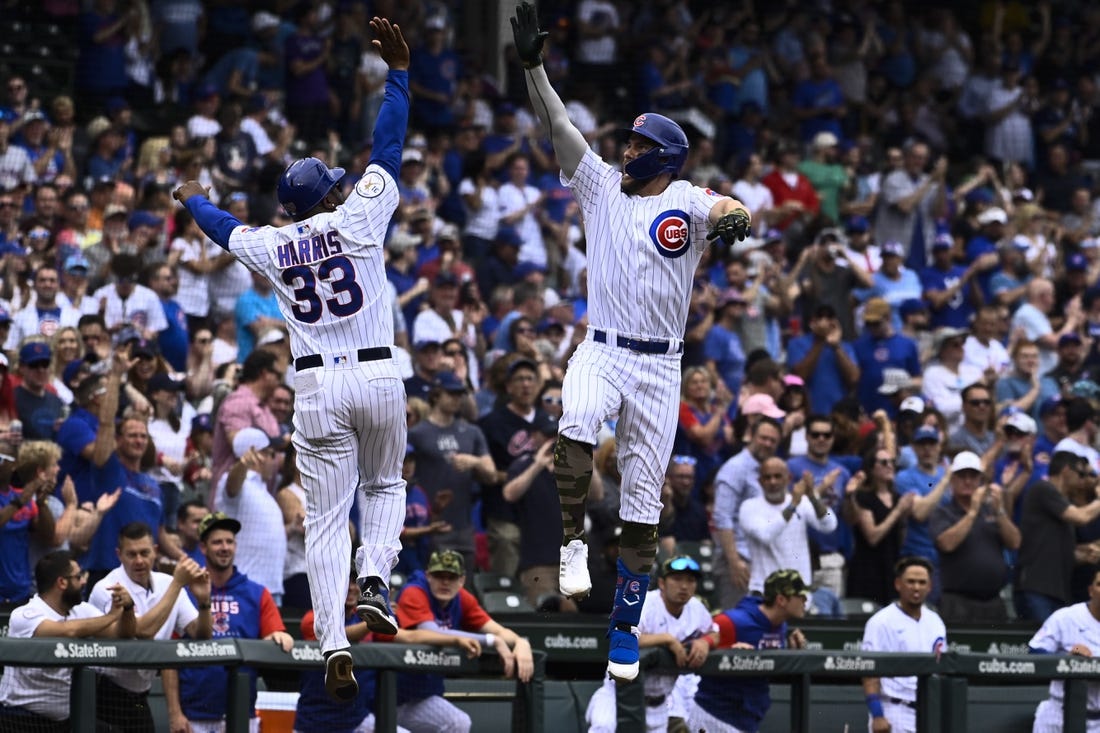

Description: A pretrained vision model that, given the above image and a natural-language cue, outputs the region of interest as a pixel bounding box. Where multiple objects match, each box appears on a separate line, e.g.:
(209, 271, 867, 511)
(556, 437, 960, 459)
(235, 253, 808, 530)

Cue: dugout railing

(617, 648, 1097, 733)
(0, 637, 546, 733)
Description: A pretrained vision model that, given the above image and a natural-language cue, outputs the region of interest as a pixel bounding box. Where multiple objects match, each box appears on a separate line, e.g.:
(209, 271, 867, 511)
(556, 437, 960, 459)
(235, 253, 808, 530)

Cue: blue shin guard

(606, 558, 648, 681)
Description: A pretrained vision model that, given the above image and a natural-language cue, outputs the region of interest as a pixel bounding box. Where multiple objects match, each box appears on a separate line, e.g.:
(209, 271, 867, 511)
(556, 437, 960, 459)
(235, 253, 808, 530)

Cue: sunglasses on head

(664, 556, 701, 574)
(671, 455, 697, 466)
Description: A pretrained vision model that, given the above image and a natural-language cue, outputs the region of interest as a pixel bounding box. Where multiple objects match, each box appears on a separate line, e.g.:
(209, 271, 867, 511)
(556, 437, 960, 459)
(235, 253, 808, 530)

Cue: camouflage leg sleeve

(618, 520, 658, 576)
(554, 434, 593, 546)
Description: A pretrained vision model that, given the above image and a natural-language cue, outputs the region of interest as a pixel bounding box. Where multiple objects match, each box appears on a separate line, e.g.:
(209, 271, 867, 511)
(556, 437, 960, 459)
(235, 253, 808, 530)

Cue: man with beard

(511, 1, 752, 683)
(860, 557, 947, 733)
(162, 513, 293, 731)
(0, 550, 136, 731)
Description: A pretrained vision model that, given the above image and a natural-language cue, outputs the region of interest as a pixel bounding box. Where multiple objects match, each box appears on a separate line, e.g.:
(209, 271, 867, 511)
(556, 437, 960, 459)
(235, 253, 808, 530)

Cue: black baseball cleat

(324, 649, 357, 702)
(356, 576, 399, 635)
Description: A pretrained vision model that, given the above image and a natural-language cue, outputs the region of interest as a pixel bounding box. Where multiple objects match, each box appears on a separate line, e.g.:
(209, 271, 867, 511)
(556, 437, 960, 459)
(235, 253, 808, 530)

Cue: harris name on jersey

(266, 225, 347, 270)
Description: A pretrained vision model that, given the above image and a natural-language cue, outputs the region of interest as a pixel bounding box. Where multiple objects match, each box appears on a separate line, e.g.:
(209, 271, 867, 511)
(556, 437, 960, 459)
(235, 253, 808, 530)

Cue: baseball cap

(199, 511, 241, 541)
(878, 367, 916, 395)
(950, 451, 983, 474)
(764, 569, 810, 600)
(62, 358, 89, 388)
(433, 371, 467, 392)
(783, 374, 805, 387)
(844, 216, 869, 233)
(933, 326, 969, 352)
(496, 227, 523, 248)
(899, 299, 928, 318)
(128, 210, 163, 231)
(514, 261, 547, 279)
(103, 203, 129, 220)
(425, 14, 447, 31)
(1059, 332, 1084, 347)
(191, 414, 213, 434)
(426, 549, 465, 575)
(257, 329, 287, 346)
(23, 109, 48, 124)
(387, 231, 421, 253)
(1005, 412, 1037, 434)
(812, 131, 839, 149)
(64, 253, 90, 274)
(881, 241, 905, 258)
(862, 298, 891, 324)
(507, 358, 539, 378)
(717, 288, 748, 309)
(413, 339, 441, 352)
(977, 207, 1008, 226)
(1068, 253, 1089, 272)
(401, 148, 424, 165)
(231, 427, 275, 458)
(741, 393, 785, 419)
(932, 233, 954, 250)
(660, 555, 703, 579)
(913, 425, 941, 443)
(763, 229, 784, 244)
(899, 396, 926, 415)
(19, 341, 50, 365)
(433, 271, 459, 287)
(148, 372, 185, 393)
(438, 223, 459, 242)
(0, 306, 11, 324)
(531, 412, 559, 436)
(252, 10, 280, 33)
(130, 338, 158, 359)
(1039, 395, 1064, 416)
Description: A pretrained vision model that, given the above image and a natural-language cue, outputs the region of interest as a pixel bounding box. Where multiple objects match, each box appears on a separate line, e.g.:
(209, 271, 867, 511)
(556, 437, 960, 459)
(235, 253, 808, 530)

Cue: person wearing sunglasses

(586, 555, 713, 733)
(946, 382, 997, 457)
(843, 449, 914, 606)
(929, 451, 1021, 625)
(692, 569, 809, 733)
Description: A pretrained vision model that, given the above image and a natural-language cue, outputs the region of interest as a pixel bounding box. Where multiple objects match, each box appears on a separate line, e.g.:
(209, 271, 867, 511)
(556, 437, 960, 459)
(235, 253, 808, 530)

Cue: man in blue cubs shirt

(295, 567, 480, 733)
(163, 513, 293, 732)
(690, 569, 810, 733)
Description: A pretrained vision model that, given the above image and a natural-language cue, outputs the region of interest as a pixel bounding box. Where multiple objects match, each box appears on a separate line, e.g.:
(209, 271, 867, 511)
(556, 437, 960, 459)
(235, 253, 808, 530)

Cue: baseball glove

(706, 209, 752, 244)
(510, 1, 548, 69)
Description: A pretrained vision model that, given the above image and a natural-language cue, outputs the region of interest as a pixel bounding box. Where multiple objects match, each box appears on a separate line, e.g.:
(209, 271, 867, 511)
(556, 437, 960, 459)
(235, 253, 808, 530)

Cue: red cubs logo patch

(649, 210, 691, 258)
(633, 114, 646, 128)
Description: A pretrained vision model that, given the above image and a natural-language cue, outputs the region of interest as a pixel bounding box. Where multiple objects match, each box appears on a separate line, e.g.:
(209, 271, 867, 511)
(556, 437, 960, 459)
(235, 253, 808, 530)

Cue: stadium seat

(481, 590, 535, 614)
(839, 597, 881, 619)
(473, 572, 517, 597)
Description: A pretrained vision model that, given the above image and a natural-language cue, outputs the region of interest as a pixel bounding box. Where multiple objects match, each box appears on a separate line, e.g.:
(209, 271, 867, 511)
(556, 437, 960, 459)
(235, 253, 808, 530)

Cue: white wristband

(485, 633, 496, 648)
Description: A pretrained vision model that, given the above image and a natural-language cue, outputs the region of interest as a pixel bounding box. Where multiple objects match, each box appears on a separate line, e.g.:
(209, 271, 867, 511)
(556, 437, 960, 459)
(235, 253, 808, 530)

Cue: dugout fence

(0, 638, 546, 733)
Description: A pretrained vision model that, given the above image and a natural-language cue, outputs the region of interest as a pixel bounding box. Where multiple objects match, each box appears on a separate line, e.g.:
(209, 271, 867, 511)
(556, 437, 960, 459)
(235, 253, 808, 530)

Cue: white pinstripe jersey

(563, 148, 723, 341)
(226, 164, 398, 359)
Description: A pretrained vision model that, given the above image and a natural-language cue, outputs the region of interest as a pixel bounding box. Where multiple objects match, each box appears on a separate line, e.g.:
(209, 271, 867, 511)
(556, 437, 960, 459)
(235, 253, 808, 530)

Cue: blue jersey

(179, 569, 270, 721)
(896, 464, 947, 561)
(965, 235, 998, 303)
(57, 407, 103, 505)
(396, 485, 431, 575)
(0, 489, 35, 601)
(786, 334, 857, 415)
(82, 463, 164, 572)
(787, 456, 851, 557)
(920, 264, 973, 329)
(158, 297, 190, 372)
(853, 332, 921, 417)
(694, 596, 788, 732)
(703, 324, 746, 396)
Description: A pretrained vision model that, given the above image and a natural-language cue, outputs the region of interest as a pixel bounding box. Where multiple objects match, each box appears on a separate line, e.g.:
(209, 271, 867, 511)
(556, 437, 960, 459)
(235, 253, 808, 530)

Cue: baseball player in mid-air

(860, 557, 947, 733)
(510, 2, 752, 682)
(173, 17, 411, 702)
(585, 555, 716, 733)
(1028, 567, 1100, 732)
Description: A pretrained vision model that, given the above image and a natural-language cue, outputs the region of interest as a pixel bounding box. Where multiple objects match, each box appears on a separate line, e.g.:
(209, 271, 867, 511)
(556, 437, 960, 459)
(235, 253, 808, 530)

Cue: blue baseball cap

(1039, 395, 1063, 416)
(932, 233, 954, 250)
(1068, 253, 1088, 272)
(515, 261, 547, 279)
(0, 306, 11, 323)
(433, 371, 467, 392)
(899, 299, 928, 318)
(965, 187, 995, 205)
(64, 253, 90, 273)
(913, 425, 941, 443)
(844, 216, 869, 233)
(191, 413, 213, 433)
(881, 241, 905, 258)
(127, 210, 163, 231)
(62, 358, 88, 387)
(19, 341, 51, 365)
(496, 227, 523, 248)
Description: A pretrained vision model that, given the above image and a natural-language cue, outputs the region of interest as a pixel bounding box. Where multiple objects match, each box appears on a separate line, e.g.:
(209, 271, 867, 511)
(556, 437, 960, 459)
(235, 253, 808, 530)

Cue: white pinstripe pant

(396, 696, 471, 733)
(560, 340, 682, 525)
(293, 357, 407, 654)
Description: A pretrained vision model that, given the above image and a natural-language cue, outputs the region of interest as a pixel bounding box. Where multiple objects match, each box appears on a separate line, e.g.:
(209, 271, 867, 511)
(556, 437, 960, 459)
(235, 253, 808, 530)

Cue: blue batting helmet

(623, 113, 689, 181)
(277, 157, 346, 218)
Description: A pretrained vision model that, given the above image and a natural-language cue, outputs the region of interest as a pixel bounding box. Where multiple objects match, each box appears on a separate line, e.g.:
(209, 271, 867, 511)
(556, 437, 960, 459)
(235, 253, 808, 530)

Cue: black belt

(593, 329, 682, 355)
(295, 347, 391, 371)
(885, 696, 915, 709)
(645, 694, 666, 707)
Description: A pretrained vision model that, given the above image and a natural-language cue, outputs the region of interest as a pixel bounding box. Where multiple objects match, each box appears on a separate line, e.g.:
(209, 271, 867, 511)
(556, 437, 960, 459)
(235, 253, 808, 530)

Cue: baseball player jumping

(510, 2, 751, 682)
(173, 17, 411, 702)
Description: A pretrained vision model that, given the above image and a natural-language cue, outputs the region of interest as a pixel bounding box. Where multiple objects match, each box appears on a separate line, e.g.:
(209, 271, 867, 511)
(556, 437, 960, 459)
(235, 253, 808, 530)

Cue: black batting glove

(706, 209, 752, 244)
(510, 1, 548, 69)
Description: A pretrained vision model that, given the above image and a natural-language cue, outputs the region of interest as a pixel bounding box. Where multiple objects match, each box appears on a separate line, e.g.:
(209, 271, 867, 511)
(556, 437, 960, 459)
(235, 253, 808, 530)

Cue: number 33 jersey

(228, 164, 399, 357)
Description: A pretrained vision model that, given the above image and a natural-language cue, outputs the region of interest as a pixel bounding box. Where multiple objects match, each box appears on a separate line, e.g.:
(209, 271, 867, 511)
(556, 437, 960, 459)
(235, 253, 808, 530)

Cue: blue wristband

(866, 693, 885, 718)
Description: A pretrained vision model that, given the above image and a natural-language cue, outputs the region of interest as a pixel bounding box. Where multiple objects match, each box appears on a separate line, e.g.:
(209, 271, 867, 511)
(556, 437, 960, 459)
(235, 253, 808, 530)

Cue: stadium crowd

(2, 0, 1100, 727)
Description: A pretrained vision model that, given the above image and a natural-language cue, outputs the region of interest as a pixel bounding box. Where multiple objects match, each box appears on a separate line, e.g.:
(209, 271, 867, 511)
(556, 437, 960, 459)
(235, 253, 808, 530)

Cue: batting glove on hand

(510, 2, 548, 69)
(706, 209, 752, 244)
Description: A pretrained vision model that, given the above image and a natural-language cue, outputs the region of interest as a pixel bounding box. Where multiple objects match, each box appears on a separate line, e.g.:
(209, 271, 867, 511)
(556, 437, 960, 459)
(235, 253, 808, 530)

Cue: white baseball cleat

(559, 539, 592, 600)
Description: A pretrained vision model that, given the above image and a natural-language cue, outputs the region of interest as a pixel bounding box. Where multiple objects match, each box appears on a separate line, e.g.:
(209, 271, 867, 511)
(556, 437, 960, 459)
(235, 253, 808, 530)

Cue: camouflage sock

(618, 521, 658, 576)
(554, 434, 593, 546)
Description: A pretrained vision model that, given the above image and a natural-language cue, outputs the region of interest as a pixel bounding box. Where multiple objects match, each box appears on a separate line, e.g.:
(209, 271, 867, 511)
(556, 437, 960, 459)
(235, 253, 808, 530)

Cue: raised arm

(366, 17, 411, 180)
(511, 2, 588, 179)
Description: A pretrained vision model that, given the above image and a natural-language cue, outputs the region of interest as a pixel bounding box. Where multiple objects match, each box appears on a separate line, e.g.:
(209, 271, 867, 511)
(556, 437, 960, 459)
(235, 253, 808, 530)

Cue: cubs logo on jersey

(649, 210, 691, 258)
